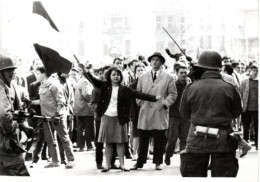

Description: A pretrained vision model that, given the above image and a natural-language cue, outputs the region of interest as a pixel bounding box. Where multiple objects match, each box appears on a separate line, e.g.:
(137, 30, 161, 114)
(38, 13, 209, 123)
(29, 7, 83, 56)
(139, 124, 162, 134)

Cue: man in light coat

(131, 52, 177, 170)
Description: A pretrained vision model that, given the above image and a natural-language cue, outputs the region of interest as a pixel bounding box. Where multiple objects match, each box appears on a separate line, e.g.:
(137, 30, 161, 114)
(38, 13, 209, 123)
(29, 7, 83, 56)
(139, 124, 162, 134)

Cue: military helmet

(0, 55, 17, 71)
(197, 51, 222, 70)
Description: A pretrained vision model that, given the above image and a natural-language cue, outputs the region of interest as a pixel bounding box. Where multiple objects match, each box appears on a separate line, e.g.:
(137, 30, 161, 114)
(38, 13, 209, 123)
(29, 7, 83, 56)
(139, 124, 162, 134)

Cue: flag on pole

(32, 1, 73, 75)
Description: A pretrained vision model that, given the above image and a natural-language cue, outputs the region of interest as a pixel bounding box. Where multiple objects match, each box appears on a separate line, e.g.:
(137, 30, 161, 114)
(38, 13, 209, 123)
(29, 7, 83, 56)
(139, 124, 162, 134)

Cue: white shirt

(104, 86, 119, 116)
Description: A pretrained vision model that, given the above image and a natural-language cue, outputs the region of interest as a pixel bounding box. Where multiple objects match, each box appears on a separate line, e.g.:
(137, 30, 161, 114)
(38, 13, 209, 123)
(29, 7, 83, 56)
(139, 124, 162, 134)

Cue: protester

(74, 67, 95, 152)
(240, 64, 258, 150)
(79, 64, 160, 172)
(129, 63, 146, 161)
(165, 62, 190, 166)
(131, 52, 177, 171)
(38, 66, 75, 169)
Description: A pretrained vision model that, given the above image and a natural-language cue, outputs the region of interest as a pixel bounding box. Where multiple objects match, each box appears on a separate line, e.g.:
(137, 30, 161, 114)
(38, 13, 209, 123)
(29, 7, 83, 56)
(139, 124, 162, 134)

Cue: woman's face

(110, 70, 121, 84)
(136, 66, 145, 77)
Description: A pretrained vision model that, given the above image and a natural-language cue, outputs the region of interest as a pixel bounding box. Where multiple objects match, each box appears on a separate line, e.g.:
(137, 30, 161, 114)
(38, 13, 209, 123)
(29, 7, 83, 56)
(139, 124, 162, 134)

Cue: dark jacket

(26, 73, 37, 91)
(169, 79, 187, 118)
(29, 81, 41, 115)
(84, 72, 157, 125)
(129, 80, 139, 120)
(180, 71, 242, 153)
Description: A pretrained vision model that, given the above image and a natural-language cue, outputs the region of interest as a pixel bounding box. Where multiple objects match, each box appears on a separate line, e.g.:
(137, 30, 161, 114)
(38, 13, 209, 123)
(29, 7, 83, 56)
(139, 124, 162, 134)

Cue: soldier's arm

(0, 89, 18, 134)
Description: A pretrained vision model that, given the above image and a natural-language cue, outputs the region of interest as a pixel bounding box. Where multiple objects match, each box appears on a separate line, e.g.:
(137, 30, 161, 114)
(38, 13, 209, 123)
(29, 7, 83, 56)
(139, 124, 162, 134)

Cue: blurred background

(0, 0, 258, 76)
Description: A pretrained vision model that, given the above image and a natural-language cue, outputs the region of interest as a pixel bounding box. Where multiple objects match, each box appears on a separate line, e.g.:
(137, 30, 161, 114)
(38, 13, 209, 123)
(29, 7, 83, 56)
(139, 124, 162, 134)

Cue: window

(103, 40, 109, 56)
(125, 40, 131, 55)
(156, 16, 165, 31)
(78, 41, 84, 56)
(111, 17, 123, 29)
(156, 41, 165, 52)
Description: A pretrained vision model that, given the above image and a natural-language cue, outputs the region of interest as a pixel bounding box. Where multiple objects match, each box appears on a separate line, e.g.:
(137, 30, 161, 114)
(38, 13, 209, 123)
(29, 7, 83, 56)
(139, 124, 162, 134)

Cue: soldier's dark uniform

(179, 51, 242, 177)
(0, 55, 30, 176)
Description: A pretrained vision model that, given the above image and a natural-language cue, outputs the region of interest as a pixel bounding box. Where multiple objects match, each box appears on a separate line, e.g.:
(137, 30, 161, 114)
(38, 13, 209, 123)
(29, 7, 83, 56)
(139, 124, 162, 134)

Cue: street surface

(1, 146, 258, 182)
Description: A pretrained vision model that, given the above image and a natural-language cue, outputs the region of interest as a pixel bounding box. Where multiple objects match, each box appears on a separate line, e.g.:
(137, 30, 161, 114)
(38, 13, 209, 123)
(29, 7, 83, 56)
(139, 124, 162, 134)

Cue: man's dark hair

(231, 62, 239, 68)
(224, 64, 234, 75)
(37, 66, 46, 74)
(104, 66, 123, 85)
(222, 56, 230, 60)
(128, 59, 138, 67)
(102, 65, 111, 73)
(113, 58, 122, 64)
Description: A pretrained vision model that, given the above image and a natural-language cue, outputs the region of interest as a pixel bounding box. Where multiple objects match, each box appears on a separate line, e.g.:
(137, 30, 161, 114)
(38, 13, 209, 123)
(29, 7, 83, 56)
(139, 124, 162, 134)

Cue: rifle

(12, 109, 60, 148)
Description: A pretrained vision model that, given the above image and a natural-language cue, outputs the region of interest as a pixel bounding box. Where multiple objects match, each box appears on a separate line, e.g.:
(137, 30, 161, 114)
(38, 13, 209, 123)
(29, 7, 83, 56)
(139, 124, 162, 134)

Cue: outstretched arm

(79, 64, 104, 89)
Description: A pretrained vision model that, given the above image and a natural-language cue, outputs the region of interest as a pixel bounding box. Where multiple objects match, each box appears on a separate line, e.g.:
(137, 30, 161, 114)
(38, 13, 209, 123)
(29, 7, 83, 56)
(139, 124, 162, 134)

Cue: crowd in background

(0, 47, 258, 176)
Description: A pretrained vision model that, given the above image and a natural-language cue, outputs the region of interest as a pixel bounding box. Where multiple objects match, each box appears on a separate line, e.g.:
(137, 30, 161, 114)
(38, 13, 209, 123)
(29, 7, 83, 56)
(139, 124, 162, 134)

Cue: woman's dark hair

(104, 66, 123, 85)
(134, 63, 145, 73)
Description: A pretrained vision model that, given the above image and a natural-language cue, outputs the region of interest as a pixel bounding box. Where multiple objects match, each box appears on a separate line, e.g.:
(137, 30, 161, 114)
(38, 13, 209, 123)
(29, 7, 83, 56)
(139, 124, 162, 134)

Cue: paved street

(21, 146, 258, 181)
(1, 146, 258, 182)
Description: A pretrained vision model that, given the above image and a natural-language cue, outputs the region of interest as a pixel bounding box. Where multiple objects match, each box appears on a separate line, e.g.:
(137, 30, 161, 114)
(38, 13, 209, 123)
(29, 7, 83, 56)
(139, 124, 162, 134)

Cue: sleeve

(231, 88, 243, 118)
(90, 88, 100, 112)
(130, 87, 157, 102)
(50, 83, 66, 107)
(179, 87, 191, 120)
(83, 72, 104, 89)
(163, 76, 178, 108)
(0, 88, 18, 134)
(80, 80, 92, 103)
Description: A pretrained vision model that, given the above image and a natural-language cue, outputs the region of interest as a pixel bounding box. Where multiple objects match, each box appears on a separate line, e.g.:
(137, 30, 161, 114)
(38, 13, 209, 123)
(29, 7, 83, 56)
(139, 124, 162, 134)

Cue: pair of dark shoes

(101, 167, 130, 172)
(100, 163, 120, 172)
(130, 163, 143, 170)
(164, 157, 171, 166)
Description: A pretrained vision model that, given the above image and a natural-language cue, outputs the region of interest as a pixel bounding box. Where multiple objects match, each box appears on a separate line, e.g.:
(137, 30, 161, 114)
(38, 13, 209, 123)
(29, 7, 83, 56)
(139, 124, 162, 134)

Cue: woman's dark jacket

(84, 72, 157, 125)
(129, 80, 140, 121)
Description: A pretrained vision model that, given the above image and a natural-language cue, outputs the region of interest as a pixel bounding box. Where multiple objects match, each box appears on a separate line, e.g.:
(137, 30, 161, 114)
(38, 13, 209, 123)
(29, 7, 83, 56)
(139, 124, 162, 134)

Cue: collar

(176, 79, 187, 86)
(201, 71, 222, 79)
(152, 70, 161, 75)
(129, 70, 135, 77)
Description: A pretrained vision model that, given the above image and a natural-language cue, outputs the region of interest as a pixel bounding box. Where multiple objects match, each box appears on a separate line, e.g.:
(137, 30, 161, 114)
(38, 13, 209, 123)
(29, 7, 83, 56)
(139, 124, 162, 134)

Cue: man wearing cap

(179, 51, 242, 177)
(240, 64, 258, 150)
(131, 52, 177, 170)
(0, 55, 30, 176)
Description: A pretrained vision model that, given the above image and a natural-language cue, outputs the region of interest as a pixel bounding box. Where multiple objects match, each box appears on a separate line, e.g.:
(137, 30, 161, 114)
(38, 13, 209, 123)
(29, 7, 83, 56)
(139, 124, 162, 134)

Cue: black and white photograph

(0, 0, 258, 181)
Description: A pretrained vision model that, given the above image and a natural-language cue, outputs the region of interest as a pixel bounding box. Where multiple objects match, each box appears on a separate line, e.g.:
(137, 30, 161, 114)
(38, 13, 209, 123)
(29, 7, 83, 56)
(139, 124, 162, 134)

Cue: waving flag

(32, 1, 73, 75)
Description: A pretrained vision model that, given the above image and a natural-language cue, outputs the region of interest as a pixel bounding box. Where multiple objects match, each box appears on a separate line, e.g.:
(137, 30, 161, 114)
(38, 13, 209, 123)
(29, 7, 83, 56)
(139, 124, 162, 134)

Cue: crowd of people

(0, 48, 258, 177)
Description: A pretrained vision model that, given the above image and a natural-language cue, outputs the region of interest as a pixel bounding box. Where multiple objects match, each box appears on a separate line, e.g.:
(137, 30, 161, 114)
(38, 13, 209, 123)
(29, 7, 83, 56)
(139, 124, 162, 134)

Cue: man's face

(69, 71, 78, 80)
(33, 59, 43, 71)
(35, 70, 45, 82)
(2, 68, 16, 84)
(235, 64, 242, 74)
(150, 56, 163, 69)
(177, 68, 188, 81)
(130, 61, 138, 73)
(114, 59, 123, 70)
(250, 68, 258, 79)
(179, 55, 187, 62)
